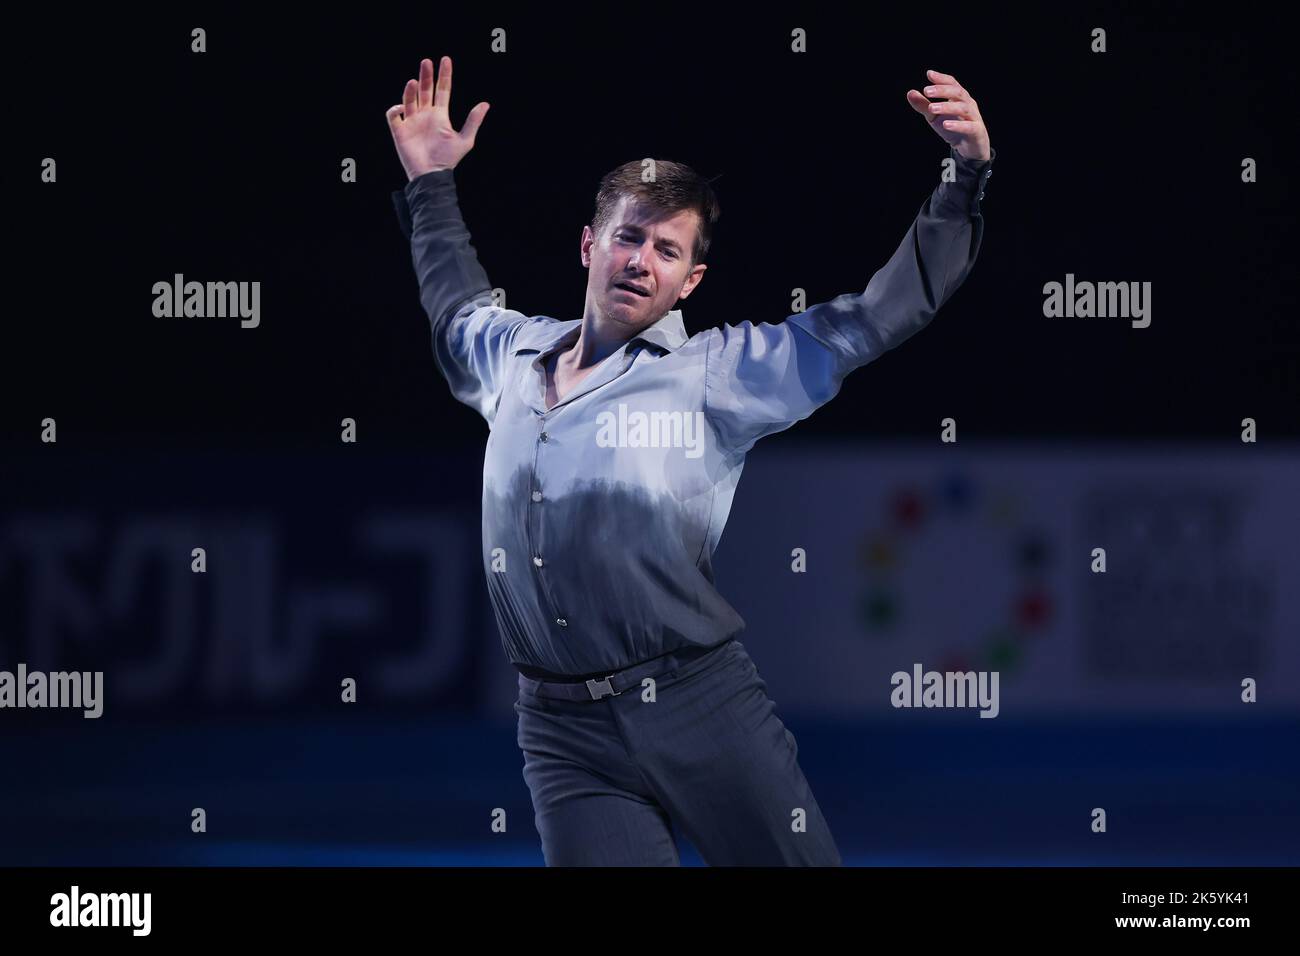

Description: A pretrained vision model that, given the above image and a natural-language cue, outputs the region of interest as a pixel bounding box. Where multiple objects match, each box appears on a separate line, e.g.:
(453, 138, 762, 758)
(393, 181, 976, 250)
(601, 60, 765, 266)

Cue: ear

(580, 224, 595, 267)
(677, 263, 707, 300)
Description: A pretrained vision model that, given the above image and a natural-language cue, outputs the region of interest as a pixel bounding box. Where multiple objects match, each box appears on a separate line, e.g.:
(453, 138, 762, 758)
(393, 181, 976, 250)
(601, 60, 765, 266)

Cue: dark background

(6, 5, 1297, 448)
(1, 6, 1297, 866)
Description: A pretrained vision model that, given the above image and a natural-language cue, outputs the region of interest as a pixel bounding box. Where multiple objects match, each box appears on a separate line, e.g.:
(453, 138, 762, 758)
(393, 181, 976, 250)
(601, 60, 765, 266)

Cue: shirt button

(540, 432, 549, 443)
(556, 618, 568, 628)
(531, 490, 543, 502)
(533, 555, 544, 567)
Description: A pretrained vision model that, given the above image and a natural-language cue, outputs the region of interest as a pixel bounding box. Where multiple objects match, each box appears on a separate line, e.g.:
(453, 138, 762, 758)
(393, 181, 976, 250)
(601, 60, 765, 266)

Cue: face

(581, 195, 707, 333)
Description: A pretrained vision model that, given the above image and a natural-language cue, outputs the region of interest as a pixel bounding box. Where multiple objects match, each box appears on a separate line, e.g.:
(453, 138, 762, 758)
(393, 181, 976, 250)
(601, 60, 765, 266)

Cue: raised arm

(704, 70, 995, 455)
(387, 57, 525, 425)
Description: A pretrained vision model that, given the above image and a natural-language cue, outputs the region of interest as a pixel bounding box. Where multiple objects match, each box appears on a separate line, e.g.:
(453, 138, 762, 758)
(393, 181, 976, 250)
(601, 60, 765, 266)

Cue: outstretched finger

(403, 79, 418, 118)
(928, 100, 972, 118)
(459, 101, 490, 143)
(434, 55, 452, 112)
(905, 89, 933, 116)
(418, 58, 434, 110)
(923, 83, 966, 101)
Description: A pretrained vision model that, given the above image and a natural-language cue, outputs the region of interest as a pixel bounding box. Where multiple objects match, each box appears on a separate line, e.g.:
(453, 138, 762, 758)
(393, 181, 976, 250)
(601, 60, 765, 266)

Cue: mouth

(613, 281, 651, 298)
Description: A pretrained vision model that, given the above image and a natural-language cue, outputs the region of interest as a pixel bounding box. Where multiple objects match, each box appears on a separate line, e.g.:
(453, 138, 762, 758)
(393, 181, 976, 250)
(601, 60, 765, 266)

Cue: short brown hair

(591, 159, 721, 269)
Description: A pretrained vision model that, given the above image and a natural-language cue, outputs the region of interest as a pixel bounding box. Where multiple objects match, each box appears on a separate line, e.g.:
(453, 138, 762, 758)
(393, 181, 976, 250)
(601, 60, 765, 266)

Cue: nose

(625, 239, 651, 273)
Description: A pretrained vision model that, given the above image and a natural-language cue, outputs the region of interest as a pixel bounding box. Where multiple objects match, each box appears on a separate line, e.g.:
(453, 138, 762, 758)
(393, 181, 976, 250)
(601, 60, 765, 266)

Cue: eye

(662, 249, 678, 260)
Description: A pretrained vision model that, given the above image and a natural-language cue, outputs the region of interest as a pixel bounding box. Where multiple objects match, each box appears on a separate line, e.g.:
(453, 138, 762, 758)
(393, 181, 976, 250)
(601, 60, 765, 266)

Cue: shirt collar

(510, 309, 688, 357)
(631, 309, 688, 352)
(510, 317, 582, 357)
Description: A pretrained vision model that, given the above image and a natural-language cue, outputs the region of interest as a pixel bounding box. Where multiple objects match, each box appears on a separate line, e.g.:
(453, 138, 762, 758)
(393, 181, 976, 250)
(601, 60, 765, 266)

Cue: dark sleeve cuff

(937, 145, 996, 218)
(391, 169, 458, 240)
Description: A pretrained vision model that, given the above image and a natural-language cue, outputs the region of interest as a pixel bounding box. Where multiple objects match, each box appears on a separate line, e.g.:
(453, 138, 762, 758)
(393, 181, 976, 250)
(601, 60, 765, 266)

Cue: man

(387, 55, 994, 866)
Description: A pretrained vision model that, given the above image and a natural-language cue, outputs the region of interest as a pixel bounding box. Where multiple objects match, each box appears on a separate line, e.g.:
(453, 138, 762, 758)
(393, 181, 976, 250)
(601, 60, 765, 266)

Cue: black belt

(515, 639, 733, 701)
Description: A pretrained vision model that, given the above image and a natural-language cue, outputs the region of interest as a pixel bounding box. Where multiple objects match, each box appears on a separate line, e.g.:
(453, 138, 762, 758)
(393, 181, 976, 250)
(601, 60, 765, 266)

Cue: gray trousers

(514, 638, 842, 866)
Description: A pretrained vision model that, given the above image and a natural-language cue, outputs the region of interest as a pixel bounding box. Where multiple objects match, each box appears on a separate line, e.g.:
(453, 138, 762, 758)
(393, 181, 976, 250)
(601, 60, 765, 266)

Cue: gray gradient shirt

(392, 147, 995, 678)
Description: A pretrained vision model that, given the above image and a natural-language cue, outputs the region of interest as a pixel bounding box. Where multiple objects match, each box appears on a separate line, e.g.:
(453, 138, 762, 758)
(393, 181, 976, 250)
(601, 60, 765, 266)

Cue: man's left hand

(906, 69, 991, 162)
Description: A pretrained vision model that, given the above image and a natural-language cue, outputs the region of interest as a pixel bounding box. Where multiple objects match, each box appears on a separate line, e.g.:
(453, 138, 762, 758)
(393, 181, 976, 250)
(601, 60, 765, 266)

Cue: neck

(567, 299, 665, 369)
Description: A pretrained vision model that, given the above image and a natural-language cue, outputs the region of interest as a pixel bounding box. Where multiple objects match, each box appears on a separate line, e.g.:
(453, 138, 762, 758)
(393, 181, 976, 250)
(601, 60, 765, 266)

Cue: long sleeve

(703, 145, 996, 454)
(392, 170, 529, 425)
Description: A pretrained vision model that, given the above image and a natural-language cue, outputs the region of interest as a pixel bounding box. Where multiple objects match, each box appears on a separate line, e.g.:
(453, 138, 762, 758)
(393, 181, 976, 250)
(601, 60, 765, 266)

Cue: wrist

(408, 163, 454, 181)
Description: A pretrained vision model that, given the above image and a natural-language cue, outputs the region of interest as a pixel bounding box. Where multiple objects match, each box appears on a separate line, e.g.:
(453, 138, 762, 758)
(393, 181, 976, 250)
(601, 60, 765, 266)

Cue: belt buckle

(585, 676, 620, 700)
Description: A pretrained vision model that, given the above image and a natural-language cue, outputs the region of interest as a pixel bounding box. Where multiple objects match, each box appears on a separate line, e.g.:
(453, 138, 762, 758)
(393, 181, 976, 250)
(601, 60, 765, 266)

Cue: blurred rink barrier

(1, 442, 1295, 723)
(713, 442, 1296, 720)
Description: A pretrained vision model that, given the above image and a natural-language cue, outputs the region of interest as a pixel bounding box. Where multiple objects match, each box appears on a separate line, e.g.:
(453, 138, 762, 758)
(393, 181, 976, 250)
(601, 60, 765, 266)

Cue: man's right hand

(386, 56, 490, 181)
